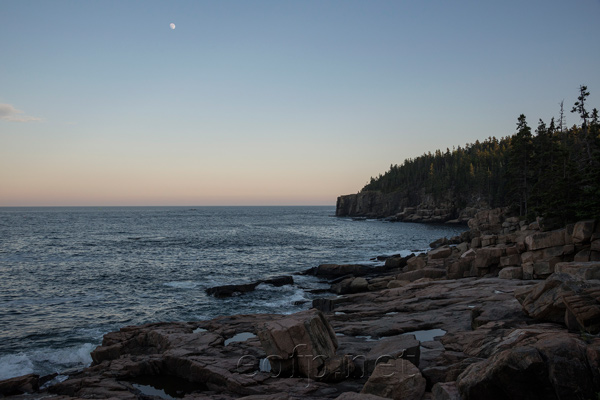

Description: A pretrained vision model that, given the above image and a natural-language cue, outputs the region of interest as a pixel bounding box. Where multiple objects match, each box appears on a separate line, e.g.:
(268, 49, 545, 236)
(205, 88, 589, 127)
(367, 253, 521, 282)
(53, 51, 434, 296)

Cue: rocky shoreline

(2, 210, 600, 400)
(335, 191, 482, 224)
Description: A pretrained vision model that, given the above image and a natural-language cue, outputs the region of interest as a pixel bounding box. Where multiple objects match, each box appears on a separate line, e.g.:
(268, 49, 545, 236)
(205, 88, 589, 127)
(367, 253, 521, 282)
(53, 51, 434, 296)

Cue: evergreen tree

(507, 115, 533, 217)
(360, 85, 599, 223)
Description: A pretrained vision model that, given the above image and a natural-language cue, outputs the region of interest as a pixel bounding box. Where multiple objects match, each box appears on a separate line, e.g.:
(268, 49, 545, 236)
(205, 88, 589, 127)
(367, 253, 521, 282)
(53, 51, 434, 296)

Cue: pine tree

(507, 115, 533, 217)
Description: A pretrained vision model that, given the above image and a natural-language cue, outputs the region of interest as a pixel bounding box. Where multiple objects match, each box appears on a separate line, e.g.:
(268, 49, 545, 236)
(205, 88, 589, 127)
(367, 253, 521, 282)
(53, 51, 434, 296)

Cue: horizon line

(0, 204, 336, 208)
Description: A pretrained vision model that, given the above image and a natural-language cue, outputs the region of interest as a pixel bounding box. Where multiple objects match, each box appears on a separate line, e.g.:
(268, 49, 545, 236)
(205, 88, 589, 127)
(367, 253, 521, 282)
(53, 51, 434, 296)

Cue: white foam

(163, 281, 198, 289)
(0, 353, 34, 381)
(260, 286, 307, 310)
(254, 283, 293, 292)
(40, 374, 69, 390)
(0, 343, 95, 381)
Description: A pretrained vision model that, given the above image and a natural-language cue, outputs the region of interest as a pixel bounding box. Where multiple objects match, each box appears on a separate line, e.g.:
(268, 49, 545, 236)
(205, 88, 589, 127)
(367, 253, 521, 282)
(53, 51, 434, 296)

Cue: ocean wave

(0, 342, 94, 381)
(163, 281, 198, 289)
(256, 285, 308, 311)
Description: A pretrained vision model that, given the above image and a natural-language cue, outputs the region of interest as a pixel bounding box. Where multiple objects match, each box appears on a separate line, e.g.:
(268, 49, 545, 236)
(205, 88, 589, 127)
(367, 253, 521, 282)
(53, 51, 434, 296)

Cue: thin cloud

(0, 103, 41, 122)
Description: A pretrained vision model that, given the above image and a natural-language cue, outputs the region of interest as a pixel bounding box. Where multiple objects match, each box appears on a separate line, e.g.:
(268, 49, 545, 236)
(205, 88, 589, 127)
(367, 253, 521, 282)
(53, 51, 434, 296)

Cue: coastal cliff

(335, 191, 405, 219)
(336, 191, 479, 224)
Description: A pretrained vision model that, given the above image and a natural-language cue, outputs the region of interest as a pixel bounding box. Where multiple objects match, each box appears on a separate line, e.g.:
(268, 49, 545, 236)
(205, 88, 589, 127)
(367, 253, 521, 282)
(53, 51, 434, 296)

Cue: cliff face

(335, 191, 407, 218)
(336, 191, 480, 224)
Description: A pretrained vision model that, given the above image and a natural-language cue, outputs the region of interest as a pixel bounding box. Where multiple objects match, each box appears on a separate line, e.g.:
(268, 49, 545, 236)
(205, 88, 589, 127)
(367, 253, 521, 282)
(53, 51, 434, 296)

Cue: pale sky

(1, 0, 599, 206)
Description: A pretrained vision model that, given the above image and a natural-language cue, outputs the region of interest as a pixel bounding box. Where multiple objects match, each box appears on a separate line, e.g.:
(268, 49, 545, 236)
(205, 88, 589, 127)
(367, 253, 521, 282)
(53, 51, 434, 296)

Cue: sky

(1, 0, 599, 206)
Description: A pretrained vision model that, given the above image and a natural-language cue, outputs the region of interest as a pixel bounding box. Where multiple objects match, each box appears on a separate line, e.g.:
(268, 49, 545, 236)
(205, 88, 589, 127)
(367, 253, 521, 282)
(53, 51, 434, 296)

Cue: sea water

(0, 206, 465, 380)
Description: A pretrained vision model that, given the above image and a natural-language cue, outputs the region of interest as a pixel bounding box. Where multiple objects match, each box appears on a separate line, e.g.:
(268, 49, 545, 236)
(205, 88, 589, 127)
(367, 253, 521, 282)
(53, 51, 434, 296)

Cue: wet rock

(312, 297, 349, 313)
(430, 237, 449, 249)
(206, 282, 260, 298)
(206, 275, 293, 298)
(384, 255, 410, 269)
(0, 374, 39, 396)
(313, 264, 371, 279)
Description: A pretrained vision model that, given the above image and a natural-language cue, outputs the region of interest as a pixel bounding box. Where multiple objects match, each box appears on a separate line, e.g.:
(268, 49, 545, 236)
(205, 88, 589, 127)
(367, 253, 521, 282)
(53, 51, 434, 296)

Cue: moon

(169, 23, 176, 30)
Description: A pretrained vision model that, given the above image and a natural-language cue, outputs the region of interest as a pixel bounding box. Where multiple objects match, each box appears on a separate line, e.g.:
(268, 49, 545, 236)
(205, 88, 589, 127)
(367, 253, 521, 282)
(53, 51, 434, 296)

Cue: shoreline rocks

(3, 212, 600, 399)
(206, 276, 294, 298)
(335, 191, 482, 224)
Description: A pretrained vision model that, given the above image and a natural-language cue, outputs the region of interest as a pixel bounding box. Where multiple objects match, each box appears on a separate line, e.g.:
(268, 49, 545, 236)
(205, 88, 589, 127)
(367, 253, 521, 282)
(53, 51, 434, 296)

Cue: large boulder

(429, 246, 453, 260)
(525, 229, 567, 251)
(447, 257, 476, 279)
(332, 277, 369, 295)
(361, 358, 426, 400)
(404, 255, 427, 271)
(563, 286, 600, 334)
(255, 309, 342, 380)
(515, 273, 600, 333)
(206, 276, 293, 298)
(457, 332, 600, 400)
(499, 254, 521, 267)
(572, 220, 596, 244)
(384, 256, 410, 269)
(554, 261, 600, 280)
(515, 273, 577, 323)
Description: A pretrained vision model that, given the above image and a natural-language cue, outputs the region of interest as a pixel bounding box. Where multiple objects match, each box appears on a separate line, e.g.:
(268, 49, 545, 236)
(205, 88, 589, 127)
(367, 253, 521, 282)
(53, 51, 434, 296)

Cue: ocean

(0, 206, 465, 381)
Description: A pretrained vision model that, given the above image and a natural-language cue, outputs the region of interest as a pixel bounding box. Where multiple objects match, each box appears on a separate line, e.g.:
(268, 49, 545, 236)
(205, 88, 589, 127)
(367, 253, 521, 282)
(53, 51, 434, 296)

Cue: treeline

(362, 85, 600, 223)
